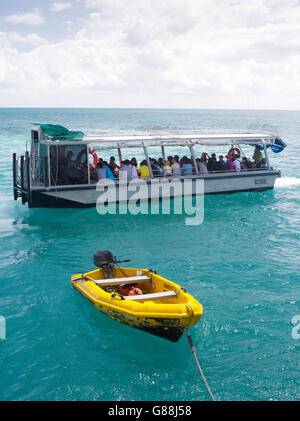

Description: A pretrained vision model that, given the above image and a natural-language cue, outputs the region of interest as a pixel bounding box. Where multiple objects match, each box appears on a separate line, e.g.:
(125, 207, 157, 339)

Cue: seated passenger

(65, 151, 81, 184)
(225, 154, 235, 171)
(163, 160, 172, 176)
(158, 157, 164, 169)
(232, 154, 241, 172)
(108, 156, 120, 175)
(103, 161, 115, 179)
(167, 156, 173, 167)
(96, 162, 107, 181)
(181, 157, 193, 174)
(138, 160, 150, 179)
(196, 157, 208, 174)
(207, 153, 218, 172)
(151, 158, 163, 177)
(216, 155, 226, 171)
(172, 156, 181, 177)
(172, 155, 180, 169)
(241, 157, 251, 170)
(180, 156, 188, 168)
(131, 158, 138, 178)
(119, 160, 132, 180)
(252, 146, 263, 168)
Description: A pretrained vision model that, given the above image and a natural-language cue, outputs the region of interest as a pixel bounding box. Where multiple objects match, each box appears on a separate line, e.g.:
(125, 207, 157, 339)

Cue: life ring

(227, 146, 240, 157)
(89, 151, 98, 170)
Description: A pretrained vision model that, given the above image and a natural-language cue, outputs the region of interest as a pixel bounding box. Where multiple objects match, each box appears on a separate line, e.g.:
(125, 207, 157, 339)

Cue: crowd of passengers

(93, 145, 266, 181)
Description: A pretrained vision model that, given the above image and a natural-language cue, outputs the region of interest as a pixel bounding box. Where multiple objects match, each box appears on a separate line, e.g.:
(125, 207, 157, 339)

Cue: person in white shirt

(232, 155, 241, 172)
(172, 157, 181, 177)
(131, 158, 138, 179)
(96, 162, 107, 180)
(196, 157, 208, 174)
(163, 160, 172, 176)
(119, 160, 132, 180)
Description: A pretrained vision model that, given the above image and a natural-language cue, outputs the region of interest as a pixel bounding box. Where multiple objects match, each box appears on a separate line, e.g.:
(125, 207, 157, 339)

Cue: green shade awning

(35, 124, 85, 141)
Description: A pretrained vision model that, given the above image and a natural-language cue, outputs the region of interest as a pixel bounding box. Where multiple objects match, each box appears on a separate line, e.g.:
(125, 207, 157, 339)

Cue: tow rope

(187, 330, 216, 401)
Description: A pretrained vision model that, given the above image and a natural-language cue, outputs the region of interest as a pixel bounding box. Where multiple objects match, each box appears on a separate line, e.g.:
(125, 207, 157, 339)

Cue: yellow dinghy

(71, 250, 203, 342)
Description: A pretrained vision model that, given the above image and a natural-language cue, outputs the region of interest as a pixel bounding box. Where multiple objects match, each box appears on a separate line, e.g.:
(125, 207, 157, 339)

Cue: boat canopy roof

(34, 123, 85, 141)
(34, 124, 286, 153)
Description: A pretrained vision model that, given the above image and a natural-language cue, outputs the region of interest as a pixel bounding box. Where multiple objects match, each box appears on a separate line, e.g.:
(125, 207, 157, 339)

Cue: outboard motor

(93, 250, 115, 279)
(93, 250, 131, 279)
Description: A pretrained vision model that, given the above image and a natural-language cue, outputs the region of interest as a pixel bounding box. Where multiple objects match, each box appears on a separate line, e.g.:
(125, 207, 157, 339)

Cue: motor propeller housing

(93, 250, 131, 279)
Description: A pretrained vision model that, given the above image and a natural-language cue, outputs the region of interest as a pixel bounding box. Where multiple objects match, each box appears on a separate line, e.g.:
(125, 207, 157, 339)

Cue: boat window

(50, 144, 88, 186)
(93, 147, 147, 180)
(31, 130, 39, 141)
(94, 148, 120, 165)
(191, 143, 269, 173)
(147, 145, 198, 176)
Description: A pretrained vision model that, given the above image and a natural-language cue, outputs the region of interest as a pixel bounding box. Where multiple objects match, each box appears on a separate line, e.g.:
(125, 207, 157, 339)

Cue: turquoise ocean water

(0, 108, 299, 401)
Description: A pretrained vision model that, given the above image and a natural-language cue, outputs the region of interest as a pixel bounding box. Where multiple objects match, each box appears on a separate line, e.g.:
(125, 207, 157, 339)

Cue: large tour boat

(12, 124, 286, 208)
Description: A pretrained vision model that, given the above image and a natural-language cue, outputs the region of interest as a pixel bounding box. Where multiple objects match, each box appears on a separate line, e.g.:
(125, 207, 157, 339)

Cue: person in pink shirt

(225, 154, 235, 171)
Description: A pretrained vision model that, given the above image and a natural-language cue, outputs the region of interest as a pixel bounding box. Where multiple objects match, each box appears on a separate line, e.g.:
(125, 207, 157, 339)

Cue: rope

(114, 262, 130, 278)
(114, 263, 154, 293)
(187, 330, 216, 401)
(115, 262, 155, 279)
(237, 144, 246, 158)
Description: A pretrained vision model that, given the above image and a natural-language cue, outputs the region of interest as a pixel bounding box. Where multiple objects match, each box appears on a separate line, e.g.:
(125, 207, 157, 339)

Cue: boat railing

(43, 166, 275, 188)
(14, 155, 22, 187)
(29, 155, 49, 187)
(204, 166, 270, 174)
(13, 154, 27, 189)
(13, 152, 32, 205)
(149, 166, 270, 178)
(150, 169, 198, 178)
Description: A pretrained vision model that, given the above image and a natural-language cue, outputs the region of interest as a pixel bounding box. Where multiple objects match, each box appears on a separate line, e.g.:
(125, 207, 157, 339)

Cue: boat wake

(275, 177, 300, 189)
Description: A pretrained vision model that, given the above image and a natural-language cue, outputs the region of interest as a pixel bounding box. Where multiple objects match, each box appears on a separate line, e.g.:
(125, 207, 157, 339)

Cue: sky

(0, 0, 300, 109)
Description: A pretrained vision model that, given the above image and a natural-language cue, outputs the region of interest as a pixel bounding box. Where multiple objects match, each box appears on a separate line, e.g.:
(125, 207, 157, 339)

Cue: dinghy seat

(94, 275, 151, 286)
(94, 276, 177, 301)
(126, 291, 177, 301)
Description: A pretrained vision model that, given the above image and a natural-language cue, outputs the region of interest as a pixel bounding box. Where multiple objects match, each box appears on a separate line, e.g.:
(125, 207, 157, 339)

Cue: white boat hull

(30, 170, 279, 208)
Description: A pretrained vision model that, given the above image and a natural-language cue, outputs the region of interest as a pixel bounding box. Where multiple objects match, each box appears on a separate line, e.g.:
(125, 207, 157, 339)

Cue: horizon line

(0, 106, 299, 112)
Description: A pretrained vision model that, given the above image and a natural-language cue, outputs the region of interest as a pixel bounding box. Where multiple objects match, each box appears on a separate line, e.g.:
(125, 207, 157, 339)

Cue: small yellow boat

(71, 250, 203, 342)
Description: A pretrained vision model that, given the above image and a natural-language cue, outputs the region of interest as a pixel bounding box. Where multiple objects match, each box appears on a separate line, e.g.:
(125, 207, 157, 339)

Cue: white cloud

(1, 0, 300, 108)
(51, 2, 72, 12)
(0, 30, 47, 51)
(0, 52, 7, 83)
(5, 8, 45, 27)
(7, 32, 48, 47)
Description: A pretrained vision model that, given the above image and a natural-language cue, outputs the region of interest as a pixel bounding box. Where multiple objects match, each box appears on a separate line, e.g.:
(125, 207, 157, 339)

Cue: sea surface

(0, 108, 299, 401)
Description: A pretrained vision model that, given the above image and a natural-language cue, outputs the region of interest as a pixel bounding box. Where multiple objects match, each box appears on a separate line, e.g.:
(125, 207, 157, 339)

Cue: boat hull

(92, 305, 188, 342)
(29, 170, 279, 208)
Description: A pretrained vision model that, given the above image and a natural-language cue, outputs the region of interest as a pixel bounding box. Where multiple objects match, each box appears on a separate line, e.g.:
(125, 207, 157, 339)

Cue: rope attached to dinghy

(115, 262, 156, 279)
(187, 330, 216, 401)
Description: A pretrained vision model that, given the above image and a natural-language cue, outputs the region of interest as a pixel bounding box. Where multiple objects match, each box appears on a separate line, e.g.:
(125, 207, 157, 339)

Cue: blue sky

(1, 1, 300, 108)
(0, 1, 87, 44)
